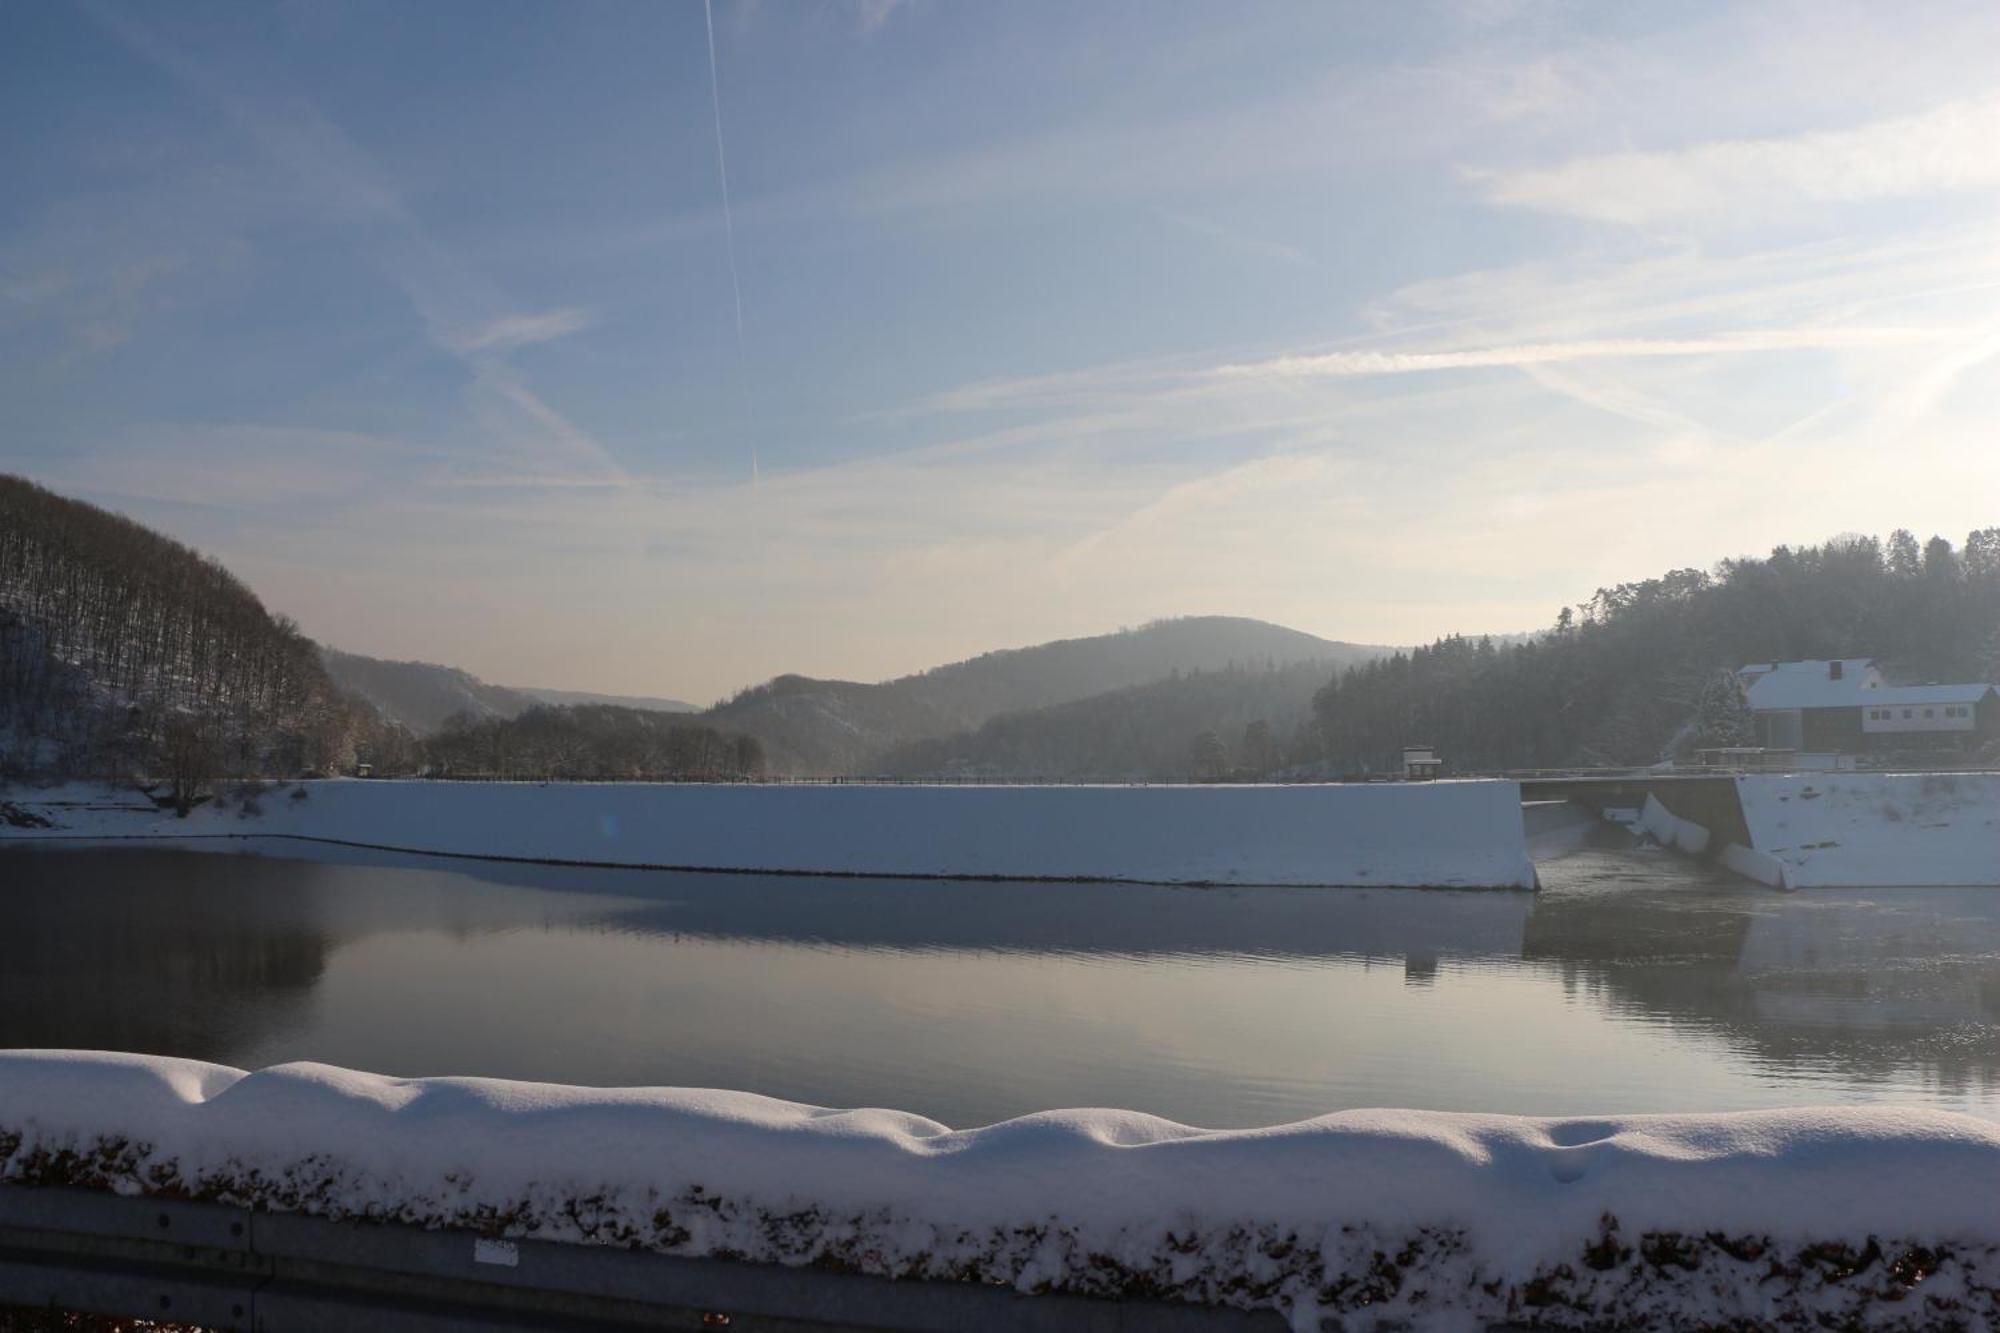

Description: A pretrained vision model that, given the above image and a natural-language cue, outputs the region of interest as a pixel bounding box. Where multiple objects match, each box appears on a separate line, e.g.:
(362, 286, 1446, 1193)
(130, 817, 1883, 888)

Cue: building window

(1924, 708, 1935, 718)
(1903, 709, 1913, 718)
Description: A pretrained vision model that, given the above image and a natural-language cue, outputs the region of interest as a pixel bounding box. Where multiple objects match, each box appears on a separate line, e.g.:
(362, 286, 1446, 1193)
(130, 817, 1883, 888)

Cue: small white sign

(473, 1237, 520, 1268)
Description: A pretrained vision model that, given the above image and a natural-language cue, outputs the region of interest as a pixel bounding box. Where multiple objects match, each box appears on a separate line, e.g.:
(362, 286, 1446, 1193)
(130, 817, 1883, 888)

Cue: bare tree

(159, 713, 223, 816)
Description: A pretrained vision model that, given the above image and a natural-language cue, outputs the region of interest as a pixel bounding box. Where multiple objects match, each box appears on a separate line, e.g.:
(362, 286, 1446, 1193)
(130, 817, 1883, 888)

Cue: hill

(0, 474, 357, 784)
(1309, 528, 2000, 773)
(708, 617, 1387, 774)
(318, 649, 698, 736)
(878, 658, 1339, 779)
(316, 647, 541, 735)
(508, 686, 696, 715)
(421, 703, 760, 779)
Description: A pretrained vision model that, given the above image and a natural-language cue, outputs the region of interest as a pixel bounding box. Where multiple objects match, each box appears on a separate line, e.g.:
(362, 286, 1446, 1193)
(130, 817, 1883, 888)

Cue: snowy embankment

(1734, 773, 2000, 889)
(0, 779, 1538, 889)
(3, 1052, 1998, 1332)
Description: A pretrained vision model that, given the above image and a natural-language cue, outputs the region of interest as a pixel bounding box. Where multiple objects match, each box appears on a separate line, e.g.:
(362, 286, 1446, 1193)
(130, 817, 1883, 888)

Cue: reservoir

(4, 840, 1998, 1127)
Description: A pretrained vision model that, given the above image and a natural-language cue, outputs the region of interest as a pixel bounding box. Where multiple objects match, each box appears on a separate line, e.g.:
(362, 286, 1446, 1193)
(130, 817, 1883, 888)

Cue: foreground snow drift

(1736, 773, 2000, 888)
(0, 779, 1538, 888)
(4, 1052, 1998, 1331)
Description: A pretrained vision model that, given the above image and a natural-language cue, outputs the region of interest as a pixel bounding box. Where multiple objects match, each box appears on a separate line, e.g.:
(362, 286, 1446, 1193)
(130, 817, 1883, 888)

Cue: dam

(0, 778, 1540, 889)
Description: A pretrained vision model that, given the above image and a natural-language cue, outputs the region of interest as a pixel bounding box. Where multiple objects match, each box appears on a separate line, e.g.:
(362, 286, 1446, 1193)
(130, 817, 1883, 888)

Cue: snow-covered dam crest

(1735, 772, 2000, 889)
(4, 1051, 1999, 1332)
(1, 779, 1538, 888)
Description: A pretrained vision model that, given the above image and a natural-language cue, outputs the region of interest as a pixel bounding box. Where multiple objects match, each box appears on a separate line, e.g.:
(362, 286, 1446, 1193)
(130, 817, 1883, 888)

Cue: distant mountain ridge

(506, 686, 696, 715)
(322, 617, 1391, 771)
(317, 648, 695, 735)
(708, 617, 1389, 774)
(316, 647, 539, 735)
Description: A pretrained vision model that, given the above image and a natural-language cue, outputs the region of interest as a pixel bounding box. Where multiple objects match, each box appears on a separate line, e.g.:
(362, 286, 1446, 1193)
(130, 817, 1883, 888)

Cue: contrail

(701, 0, 745, 345)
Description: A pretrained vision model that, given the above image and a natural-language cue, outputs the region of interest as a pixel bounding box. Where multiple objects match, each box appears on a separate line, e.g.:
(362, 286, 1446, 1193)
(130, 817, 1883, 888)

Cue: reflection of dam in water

(5, 840, 2000, 1123)
(381, 846, 1537, 961)
(1529, 848, 2000, 1098)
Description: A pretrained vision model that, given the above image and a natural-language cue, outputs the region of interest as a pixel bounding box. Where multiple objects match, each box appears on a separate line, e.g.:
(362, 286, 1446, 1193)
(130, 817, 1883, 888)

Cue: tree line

(410, 703, 764, 780)
(1310, 528, 2000, 773)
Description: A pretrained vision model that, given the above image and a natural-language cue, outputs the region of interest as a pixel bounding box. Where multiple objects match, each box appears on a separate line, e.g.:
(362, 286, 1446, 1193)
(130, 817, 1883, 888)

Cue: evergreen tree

(1688, 669, 1757, 751)
(1188, 730, 1228, 780)
(1887, 528, 1922, 578)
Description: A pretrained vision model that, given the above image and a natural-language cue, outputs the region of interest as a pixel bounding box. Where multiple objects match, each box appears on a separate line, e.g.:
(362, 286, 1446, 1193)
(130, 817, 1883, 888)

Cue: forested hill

(510, 686, 696, 715)
(0, 474, 354, 779)
(707, 617, 1386, 774)
(878, 659, 1338, 780)
(317, 646, 541, 735)
(1311, 529, 2000, 773)
(891, 617, 1374, 722)
(318, 647, 696, 735)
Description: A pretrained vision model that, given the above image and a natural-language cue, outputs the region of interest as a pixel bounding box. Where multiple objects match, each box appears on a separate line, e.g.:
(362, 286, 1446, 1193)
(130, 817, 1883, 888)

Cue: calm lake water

(5, 839, 1999, 1127)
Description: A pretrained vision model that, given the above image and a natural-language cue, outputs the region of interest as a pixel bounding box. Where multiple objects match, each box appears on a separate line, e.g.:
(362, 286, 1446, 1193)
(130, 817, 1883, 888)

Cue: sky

(5, 0, 2000, 702)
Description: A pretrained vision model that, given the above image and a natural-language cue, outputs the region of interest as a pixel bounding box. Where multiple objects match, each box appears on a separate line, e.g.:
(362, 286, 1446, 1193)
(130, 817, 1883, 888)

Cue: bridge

(1515, 772, 1752, 850)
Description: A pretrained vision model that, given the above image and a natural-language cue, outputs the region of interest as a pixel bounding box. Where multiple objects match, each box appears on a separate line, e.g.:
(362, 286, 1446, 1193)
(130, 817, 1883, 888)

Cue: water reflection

(1531, 848, 2000, 1103)
(3, 841, 1998, 1126)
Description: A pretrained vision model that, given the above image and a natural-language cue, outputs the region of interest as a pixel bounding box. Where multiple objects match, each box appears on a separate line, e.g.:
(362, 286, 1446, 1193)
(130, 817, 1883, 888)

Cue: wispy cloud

(1160, 212, 1313, 267)
(1214, 328, 1947, 380)
(1478, 93, 2000, 226)
(857, 0, 914, 33)
(76, 0, 625, 487)
(454, 308, 592, 353)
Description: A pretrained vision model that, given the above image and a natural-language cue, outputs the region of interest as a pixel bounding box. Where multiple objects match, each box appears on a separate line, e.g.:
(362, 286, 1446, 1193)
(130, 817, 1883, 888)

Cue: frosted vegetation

(5, 1051, 1998, 1332)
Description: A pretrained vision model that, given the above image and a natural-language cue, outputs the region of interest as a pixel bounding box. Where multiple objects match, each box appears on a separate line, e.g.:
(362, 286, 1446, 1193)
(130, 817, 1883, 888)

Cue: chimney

(1829, 661, 1844, 681)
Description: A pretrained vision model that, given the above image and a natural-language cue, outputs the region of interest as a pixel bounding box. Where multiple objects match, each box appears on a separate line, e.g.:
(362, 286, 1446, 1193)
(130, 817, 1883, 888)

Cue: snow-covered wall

(3, 1051, 1997, 1333)
(0, 779, 1537, 889)
(1736, 773, 2000, 888)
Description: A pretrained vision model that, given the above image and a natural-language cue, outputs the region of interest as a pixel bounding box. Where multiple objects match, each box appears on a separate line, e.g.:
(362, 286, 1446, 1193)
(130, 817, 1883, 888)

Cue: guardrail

(83, 762, 2000, 795)
(0, 1185, 1287, 1332)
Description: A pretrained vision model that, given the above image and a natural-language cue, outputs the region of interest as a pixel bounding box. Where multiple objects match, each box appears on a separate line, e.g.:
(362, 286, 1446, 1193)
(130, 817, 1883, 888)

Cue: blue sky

(6, 0, 2000, 699)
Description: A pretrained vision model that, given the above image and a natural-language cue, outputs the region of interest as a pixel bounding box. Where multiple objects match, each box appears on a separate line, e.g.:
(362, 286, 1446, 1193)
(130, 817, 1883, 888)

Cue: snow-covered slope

(0, 779, 1537, 888)
(1736, 773, 2000, 888)
(4, 1051, 1997, 1332)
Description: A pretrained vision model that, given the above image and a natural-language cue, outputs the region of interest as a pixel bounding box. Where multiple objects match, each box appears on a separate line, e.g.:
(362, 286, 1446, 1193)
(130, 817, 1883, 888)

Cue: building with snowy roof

(1736, 658, 1997, 756)
(1859, 683, 1998, 748)
(1736, 659, 1883, 752)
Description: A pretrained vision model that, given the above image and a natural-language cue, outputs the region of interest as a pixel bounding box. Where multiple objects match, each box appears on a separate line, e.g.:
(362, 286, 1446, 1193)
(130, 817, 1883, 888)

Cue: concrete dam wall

(3, 779, 1541, 889)
(1622, 773, 2000, 888)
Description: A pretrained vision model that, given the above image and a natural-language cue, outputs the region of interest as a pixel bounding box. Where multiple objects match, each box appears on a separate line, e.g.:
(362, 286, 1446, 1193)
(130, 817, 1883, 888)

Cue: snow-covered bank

(0, 779, 1538, 889)
(1735, 774, 2000, 888)
(3, 1052, 1998, 1332)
